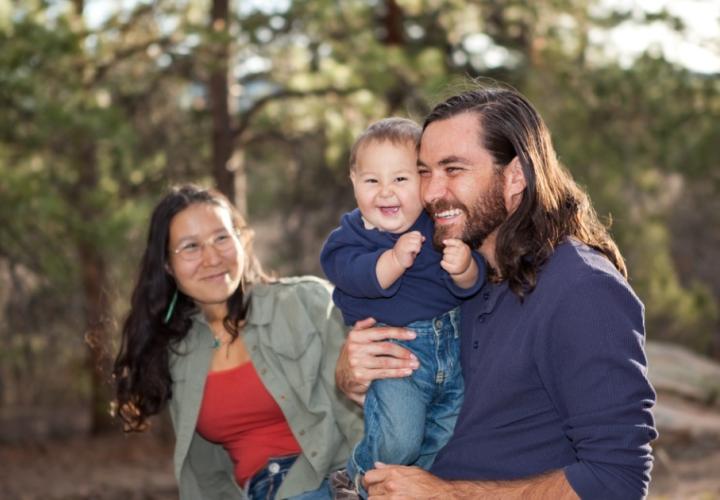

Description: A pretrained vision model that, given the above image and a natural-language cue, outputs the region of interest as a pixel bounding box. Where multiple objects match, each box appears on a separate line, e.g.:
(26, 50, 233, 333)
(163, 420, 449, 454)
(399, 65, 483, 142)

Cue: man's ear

(504, 157, 527, 211)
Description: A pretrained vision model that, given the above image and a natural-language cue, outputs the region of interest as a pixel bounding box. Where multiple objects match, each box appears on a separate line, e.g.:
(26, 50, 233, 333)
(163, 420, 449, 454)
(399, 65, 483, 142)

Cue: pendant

(212, 337, 221, 349)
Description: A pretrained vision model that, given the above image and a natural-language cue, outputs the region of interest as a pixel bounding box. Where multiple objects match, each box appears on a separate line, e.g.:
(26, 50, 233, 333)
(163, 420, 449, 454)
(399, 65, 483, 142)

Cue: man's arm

(365, 464, 579, 500)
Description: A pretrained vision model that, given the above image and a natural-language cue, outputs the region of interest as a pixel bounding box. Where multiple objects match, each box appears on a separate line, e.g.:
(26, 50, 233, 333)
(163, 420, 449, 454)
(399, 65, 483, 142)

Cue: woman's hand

(335, 318, 419, 405)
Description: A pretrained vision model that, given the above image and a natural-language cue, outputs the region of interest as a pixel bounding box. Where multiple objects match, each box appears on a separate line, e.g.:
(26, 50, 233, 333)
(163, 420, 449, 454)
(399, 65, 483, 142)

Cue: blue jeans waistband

(245, 453, 299, 500)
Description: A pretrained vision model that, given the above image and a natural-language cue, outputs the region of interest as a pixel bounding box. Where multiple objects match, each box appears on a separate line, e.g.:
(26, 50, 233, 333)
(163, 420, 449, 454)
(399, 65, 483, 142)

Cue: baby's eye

(364, 178, 378, 184)
(395, 176, 408, 182)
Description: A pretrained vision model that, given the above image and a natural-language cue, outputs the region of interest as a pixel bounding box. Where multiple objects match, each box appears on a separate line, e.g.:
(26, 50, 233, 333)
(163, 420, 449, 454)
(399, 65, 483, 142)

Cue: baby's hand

(440, 238, 472, 276)
(392, 231, 424, 269)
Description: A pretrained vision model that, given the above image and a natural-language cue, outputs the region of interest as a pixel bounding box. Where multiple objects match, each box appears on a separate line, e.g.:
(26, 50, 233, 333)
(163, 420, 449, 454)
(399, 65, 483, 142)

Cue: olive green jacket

(168, 277, 363, 499)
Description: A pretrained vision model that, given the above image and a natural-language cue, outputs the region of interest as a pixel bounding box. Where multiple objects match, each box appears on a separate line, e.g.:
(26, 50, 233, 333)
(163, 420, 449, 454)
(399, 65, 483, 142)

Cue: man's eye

(446, 167, 462, 174)
(418, 168, 430, 176)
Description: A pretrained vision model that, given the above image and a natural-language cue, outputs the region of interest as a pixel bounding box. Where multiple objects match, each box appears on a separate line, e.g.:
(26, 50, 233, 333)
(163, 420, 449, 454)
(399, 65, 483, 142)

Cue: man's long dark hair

(113, 185, 269, 432)
(424, 86, 626, 298)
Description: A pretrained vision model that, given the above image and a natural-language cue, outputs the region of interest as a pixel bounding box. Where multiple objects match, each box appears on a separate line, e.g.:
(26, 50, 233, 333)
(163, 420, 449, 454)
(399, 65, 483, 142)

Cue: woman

(113, 184, 363, 499)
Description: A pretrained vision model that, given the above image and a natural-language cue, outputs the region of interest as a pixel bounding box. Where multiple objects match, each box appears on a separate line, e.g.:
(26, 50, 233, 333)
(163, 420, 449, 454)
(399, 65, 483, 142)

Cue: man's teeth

(435, 209, 462, 219)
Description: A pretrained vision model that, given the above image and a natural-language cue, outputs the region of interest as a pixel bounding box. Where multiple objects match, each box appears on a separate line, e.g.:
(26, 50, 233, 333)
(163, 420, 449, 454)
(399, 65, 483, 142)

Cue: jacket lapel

(173, 320, 214, 480)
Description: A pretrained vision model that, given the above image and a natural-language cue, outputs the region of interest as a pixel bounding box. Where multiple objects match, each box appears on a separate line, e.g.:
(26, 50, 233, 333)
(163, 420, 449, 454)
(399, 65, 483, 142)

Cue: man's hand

(335, 318, 419, 405)
(365, 463, 451, 499)
(392, 231, 424, 269)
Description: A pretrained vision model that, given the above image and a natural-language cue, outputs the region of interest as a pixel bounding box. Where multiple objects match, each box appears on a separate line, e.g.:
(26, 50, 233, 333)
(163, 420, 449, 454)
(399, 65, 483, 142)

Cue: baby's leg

(346, 324, 438, 494)
(349, 375, 430, 477)
(416, 307, 465, 469)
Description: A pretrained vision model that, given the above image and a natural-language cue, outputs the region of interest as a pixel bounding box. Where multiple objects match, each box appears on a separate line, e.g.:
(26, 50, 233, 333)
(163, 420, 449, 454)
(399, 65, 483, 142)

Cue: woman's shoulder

(252, 276, 333, 300)
(248, 276, 335, 321)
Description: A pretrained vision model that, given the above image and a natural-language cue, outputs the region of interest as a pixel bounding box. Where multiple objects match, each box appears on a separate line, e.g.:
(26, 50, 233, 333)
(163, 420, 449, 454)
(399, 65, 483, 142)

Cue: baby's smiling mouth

(379, 206, 400, 215)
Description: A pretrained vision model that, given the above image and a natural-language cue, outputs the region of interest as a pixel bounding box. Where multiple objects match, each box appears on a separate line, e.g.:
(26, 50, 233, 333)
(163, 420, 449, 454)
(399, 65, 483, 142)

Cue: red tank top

(196, 362, 301, 485)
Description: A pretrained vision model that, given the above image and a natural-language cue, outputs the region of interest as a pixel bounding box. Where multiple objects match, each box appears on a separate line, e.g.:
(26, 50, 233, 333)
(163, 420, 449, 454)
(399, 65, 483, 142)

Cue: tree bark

(383, 0, 404, 45)
(78, 239, 115, 433)
(209, 0, 238, 205)
(69, 0, 115, 436)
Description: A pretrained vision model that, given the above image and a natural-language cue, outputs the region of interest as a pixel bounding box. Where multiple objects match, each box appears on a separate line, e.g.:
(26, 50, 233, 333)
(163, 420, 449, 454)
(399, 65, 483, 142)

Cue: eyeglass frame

(169, 229, 241, 262)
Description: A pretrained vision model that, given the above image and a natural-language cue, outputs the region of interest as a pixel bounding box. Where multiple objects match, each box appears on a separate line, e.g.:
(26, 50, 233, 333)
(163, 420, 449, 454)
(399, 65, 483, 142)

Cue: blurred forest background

(0, 0, 719, 498)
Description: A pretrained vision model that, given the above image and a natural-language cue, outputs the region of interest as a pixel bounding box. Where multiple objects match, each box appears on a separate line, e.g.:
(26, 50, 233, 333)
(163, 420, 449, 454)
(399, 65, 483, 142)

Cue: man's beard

(427, 173, 508, 251)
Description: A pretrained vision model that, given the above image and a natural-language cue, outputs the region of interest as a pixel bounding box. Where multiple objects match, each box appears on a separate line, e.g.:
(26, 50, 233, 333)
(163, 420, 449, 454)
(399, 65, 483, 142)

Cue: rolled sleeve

(539, 270, 657, 499)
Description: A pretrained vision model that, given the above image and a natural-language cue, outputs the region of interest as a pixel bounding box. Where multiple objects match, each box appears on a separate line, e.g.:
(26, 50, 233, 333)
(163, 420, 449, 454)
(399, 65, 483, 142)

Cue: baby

(321, 117, 484, 498)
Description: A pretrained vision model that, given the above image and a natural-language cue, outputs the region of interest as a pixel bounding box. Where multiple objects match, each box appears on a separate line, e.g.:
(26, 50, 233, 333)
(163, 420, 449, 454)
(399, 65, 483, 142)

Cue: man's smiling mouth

(434, 209, 463, 219)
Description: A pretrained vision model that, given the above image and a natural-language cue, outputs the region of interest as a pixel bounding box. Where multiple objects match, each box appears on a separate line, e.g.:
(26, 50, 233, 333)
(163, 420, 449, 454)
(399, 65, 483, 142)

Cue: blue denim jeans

(245, 453, 332, 500)
(245, 454, 298, 500)
(347, 307, 464, 493)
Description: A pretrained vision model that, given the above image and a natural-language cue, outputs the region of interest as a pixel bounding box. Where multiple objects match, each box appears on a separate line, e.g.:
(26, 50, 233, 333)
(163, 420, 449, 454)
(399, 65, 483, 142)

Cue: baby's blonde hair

(349, 117, 421, 171)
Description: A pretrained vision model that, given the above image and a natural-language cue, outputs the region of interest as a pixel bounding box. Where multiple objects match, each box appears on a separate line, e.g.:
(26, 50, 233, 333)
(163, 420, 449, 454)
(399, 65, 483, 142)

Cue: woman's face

(166, 202, 245, 318)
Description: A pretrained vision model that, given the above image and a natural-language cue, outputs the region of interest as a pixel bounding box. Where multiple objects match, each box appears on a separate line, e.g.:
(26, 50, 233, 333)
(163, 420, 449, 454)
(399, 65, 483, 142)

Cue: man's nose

(421, 173, 445, 204)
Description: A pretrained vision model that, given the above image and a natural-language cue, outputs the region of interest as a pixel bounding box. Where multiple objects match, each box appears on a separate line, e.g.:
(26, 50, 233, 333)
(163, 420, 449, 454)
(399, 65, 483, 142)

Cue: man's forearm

(447, 470, 578, 500)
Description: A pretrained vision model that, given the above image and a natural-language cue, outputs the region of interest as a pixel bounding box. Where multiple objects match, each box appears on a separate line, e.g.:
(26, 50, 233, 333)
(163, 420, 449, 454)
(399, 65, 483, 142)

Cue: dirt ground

(0, 434, 176, 500)
(1, 434, 719, 500)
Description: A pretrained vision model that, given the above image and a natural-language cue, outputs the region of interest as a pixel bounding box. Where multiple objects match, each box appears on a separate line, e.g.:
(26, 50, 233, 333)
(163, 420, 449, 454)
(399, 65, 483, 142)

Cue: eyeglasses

(171, 231, 238, 261)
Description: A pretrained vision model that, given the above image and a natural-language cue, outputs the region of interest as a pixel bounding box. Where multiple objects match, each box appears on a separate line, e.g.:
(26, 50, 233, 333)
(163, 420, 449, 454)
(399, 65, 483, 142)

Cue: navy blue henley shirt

(430, 239, 657, 499)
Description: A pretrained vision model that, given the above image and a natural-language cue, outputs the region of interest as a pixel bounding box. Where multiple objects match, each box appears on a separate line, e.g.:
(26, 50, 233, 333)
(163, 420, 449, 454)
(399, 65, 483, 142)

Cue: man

(336, 86, 657, 499)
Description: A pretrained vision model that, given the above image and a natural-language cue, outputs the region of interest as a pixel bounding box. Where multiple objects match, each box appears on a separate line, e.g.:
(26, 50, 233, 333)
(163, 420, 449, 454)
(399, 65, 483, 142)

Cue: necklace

(209, 321, 244, 355)
(211, 334, 233, 349)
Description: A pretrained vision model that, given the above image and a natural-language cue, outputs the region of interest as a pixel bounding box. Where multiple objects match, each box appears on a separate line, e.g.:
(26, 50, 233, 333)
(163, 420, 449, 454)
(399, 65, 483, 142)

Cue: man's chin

(432, 225, 461, 250)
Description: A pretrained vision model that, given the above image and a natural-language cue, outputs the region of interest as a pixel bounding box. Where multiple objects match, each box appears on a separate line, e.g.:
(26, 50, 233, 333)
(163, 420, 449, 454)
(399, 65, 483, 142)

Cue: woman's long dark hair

(424, 85, 626, 298)
(113, 184, 269, 432)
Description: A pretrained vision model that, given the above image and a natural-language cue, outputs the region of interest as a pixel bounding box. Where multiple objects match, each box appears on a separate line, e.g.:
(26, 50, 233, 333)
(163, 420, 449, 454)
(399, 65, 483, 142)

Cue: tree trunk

(383, 0, 404, 45)
(72, 141, 115, 434)
(78, 239, 115, 434)
(382, 0, 406, 113)
(69, 0, 115, 435)
(209, 0, 237, 204)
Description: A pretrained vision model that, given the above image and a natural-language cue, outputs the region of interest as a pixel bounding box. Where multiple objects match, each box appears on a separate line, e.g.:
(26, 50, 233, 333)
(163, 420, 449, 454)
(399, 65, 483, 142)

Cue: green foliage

(0, 0, 719, 422)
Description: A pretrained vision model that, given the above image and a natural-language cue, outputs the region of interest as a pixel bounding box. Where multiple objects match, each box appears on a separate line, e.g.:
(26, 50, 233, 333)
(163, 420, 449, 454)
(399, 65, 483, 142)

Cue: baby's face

(351, 140, 423, 233)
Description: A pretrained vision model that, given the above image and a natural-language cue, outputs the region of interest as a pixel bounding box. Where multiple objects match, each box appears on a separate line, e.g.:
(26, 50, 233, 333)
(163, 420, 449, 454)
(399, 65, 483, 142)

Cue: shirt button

(483, 292, 490, 300)
(473, 341, 479, 349)
(280, 394, 286, 400)
(299, 430, 306, 436)
(479, 317, 485, 323)
(261, 368, 267, 375)
(251, 345, 258, 351)
(311, 451, 317, 457)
